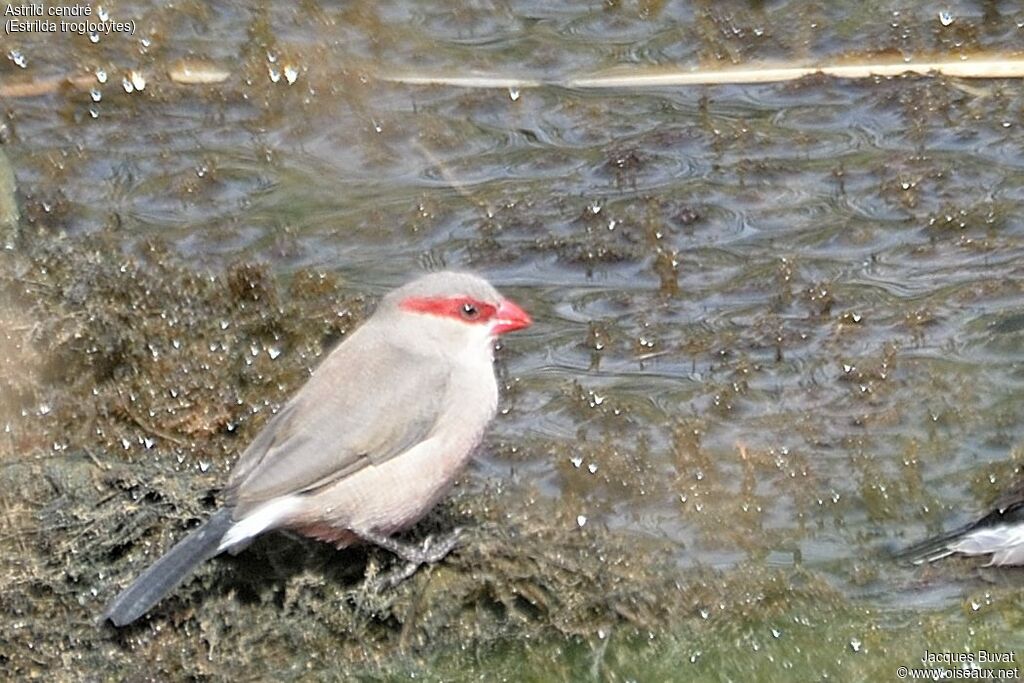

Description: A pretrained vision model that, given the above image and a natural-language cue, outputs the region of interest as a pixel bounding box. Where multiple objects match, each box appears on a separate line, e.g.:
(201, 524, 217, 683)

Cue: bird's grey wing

(223, 335, 450, 510)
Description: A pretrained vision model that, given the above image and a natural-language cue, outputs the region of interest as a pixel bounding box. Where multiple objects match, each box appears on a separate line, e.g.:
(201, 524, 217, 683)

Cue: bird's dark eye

(461, 303, 479, 319)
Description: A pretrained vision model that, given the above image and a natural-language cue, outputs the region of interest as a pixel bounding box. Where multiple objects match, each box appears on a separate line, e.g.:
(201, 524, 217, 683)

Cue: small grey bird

(899, 481, 1024, 566)
(102, 271, 532, 627)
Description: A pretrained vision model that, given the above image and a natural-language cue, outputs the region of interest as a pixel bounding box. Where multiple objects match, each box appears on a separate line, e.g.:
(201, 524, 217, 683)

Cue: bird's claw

(366, 561, 420, 592)
(357, 527, 464, 591)
(418, 527, 463, 564)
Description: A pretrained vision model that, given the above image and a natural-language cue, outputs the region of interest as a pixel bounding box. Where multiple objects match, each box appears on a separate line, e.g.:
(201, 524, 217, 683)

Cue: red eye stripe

(399, 296, 497, 324)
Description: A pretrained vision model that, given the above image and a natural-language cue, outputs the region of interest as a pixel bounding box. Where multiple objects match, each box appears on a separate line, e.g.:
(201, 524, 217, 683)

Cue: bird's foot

(358, 527, 464, 565)
(357, 528, 463, 590)
(417, 527, 463, 564)
(366, 561, 419, 592)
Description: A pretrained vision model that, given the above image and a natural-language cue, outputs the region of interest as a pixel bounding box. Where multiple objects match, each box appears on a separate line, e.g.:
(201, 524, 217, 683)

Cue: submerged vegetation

(2, 221, 1022, 680)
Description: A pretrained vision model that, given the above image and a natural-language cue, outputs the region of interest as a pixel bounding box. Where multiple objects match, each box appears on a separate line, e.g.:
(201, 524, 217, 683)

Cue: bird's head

(378, 271, 532, 352)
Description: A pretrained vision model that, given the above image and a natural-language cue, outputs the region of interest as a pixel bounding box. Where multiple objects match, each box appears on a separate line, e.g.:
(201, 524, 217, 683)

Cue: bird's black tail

(102, 508, 234, 627)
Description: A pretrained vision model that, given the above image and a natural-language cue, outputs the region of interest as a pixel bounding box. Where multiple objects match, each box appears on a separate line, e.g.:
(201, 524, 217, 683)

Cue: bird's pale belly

(289, 433, 480, 546)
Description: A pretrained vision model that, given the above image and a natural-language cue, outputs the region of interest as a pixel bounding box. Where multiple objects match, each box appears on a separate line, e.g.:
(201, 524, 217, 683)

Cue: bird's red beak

(491, 299, 532, 335)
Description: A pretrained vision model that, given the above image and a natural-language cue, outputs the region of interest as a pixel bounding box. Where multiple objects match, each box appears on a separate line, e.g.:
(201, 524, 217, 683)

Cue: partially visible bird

(898, 480, 1024, 566)
(102, 270, 532, 627)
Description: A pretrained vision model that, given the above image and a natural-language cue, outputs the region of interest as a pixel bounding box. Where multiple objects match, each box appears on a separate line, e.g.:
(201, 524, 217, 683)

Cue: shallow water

(4, 0, 1024, 678)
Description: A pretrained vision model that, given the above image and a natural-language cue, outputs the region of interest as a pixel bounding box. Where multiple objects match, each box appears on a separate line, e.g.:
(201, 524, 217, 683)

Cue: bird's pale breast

(290, 350, 499, 542)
